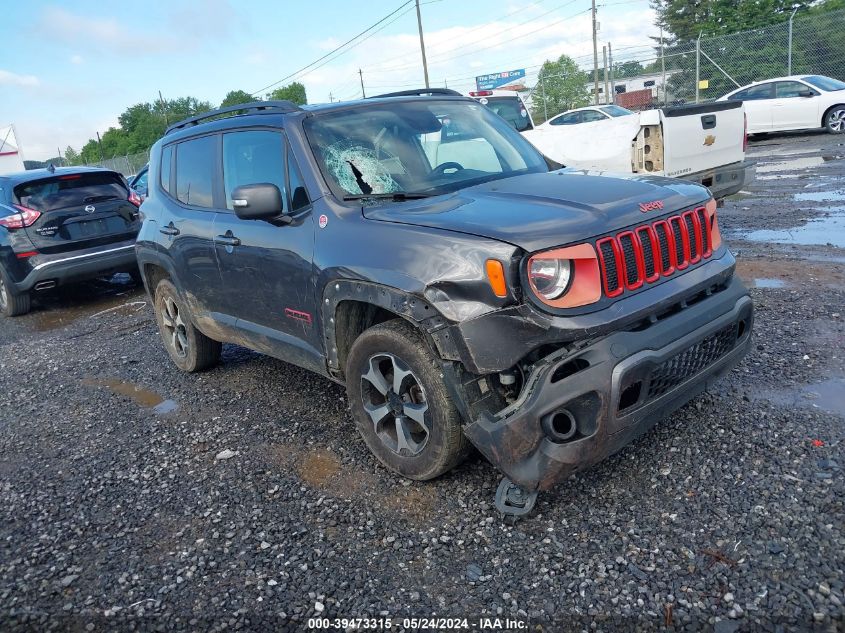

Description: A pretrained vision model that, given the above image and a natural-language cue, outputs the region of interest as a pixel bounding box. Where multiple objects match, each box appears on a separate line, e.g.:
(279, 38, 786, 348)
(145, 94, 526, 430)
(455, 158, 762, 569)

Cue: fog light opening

(737, 319, 746, 339)
(542, 409, 577, 443)
(618, 381, 642, 412)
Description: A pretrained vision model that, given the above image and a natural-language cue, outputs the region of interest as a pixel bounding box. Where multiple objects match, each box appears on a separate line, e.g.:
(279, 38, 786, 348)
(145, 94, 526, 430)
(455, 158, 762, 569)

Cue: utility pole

(415, 0, 430, 88)
(591, 0, 600, 105)
(359, 69, 366, 98)
(95, 131, 104, 163)
(660, 26, 666, 105)
(329, 92, 334, 103)
(57, 147, 62, 166)
(541, 75, 548, 122)
(158, 90, 169, 125)
(602, 46, 609, 105)
(608, 42, 615, 103)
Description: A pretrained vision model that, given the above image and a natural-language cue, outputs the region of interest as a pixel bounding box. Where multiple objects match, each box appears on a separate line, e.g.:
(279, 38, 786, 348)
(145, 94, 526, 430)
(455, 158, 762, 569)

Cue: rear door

(729, 83, 774, 132)
(660, 100, 746, 178)
(14, 171, 139, 254)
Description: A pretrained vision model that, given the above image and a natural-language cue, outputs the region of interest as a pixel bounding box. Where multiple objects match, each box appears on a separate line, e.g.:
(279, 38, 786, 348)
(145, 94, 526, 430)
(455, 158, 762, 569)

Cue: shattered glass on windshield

(323, 141, 401, 195)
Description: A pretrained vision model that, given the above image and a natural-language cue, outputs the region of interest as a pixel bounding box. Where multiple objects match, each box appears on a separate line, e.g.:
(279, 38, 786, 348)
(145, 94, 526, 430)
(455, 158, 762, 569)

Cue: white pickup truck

(469, 90, 754, 200)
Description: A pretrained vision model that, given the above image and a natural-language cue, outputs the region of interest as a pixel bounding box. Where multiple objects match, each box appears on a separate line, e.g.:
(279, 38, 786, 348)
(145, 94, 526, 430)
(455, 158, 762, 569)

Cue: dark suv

(0, 166, 142, 316)
(136, 92, 753, 516)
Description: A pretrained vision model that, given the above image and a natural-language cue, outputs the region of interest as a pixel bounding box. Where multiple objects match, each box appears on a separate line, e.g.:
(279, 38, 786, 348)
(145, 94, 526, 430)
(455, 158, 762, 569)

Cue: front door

(212, 128, 321, 370)
(772, 80, 820, 130)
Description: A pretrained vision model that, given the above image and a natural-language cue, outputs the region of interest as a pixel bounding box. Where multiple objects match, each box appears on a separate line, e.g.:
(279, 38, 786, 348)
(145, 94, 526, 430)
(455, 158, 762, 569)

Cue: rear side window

(222, 130, 285, 210)
(160, 147, 173, 194)
(175, 136, 216, 207)
(481, 97, 532, 132)
(14, 172, 127, 212)
(550, 112, 581, 125)
(744, 83, 773, 100)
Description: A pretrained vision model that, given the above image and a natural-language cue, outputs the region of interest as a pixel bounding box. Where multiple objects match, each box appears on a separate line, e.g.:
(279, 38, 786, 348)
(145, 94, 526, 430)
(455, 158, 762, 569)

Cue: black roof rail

(165, 100, 301, 135)
(369, 88, 463, 99)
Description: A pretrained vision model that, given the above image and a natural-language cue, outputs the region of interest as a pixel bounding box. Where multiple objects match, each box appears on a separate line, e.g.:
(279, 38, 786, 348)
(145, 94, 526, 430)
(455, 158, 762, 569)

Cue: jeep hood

(363, 169, 710, 252)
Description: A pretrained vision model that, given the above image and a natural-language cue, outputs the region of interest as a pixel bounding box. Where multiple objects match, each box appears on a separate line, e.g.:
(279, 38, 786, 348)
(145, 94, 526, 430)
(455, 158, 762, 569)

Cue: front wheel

(825, 106, 845, 134)
(345, 319, 467, 480)
(0, 266, 31, 317)
(153, 279, 221, 372)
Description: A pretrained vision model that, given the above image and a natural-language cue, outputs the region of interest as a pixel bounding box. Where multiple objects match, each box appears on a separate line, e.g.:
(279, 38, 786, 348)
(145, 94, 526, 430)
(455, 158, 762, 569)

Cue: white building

(0, 125, 25, 174)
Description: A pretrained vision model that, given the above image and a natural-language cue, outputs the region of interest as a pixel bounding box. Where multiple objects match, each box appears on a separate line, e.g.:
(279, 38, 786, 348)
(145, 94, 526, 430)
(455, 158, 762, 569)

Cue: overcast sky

(1, 0, 655, 160)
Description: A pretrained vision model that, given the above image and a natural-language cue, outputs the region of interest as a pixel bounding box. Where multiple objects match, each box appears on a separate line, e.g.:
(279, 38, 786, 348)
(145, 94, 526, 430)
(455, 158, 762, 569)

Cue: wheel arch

(323, 280, 461, 380)
(822, 103, 845, 128)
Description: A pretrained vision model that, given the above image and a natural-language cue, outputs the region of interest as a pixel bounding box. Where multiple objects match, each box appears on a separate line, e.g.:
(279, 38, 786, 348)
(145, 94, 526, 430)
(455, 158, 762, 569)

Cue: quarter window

(287, 150, 310, 212)
(175, 136, 216, 207)
(222, 130, 285, 210)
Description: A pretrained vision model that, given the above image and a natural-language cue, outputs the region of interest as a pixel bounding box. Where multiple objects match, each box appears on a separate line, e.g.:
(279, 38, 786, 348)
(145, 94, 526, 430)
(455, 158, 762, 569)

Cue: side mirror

(799, 89, 815, 97)
(231, 183, 283, 220)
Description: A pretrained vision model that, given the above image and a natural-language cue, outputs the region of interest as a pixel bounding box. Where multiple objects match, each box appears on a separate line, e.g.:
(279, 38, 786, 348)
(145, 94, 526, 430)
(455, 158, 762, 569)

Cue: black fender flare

(321, 279, 462, 372)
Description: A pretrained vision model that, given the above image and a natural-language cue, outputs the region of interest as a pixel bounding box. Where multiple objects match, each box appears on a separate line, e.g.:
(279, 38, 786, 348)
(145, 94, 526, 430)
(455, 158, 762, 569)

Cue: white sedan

(718, 75, 845, 134)
(537, 104, 634, 128)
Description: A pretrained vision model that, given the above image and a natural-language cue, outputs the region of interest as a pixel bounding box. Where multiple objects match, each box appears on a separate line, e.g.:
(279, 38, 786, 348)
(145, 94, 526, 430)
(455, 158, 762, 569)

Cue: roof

(0, 165, 114, 184)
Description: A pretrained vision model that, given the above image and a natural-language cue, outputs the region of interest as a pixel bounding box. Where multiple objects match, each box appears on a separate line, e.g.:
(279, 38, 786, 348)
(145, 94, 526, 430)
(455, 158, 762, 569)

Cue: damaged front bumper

(460, 275, 753, 492)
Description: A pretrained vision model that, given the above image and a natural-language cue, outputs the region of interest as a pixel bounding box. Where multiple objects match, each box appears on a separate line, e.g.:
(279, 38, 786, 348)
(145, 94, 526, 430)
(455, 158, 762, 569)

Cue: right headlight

(526, 244, 602, 309)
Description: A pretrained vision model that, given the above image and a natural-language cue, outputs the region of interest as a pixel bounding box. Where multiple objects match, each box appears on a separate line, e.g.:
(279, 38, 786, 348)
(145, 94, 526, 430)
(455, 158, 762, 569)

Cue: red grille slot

(595, 206, 718, 299)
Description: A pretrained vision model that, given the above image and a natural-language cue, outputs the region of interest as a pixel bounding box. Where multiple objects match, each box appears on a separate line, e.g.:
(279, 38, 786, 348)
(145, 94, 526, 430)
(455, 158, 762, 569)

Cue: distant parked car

(718, 75, 845, 134)
(538, 104, 635, 128)
(128, 164, 149, 200)
(0, 166, 142, 316)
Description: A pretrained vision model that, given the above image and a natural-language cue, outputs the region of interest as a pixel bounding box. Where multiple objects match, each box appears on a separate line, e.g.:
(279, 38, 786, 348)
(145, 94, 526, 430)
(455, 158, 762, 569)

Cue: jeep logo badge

(639, 200, 664, 213)
(84, 205, 96, 213)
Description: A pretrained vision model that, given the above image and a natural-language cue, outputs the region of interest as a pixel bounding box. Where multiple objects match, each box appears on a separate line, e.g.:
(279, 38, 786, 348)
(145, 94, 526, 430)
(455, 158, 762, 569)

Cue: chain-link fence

(609, 7, 845, 107)
(65, 150, 149, 177)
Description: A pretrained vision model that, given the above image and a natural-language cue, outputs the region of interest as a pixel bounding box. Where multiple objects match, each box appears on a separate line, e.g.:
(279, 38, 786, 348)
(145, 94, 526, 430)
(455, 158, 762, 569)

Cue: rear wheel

(0, 266, 31, 317)
(153, 279, 220, 372)
(345, 319, 467, 480)
(825, 106, 845, 134)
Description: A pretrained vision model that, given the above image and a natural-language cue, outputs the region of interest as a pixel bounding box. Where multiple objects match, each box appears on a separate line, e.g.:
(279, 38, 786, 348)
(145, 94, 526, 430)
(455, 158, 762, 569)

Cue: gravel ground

(1, 132, 843, 632)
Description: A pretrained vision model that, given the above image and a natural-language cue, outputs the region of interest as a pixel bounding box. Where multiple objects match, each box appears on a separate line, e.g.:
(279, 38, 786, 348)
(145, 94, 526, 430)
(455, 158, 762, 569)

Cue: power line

(251, 0, 414, 96)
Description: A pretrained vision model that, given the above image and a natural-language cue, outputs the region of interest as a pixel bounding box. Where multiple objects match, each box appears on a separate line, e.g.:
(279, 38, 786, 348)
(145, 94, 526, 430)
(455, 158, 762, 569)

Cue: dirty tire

(0, 265, 31, 317)
(824, 105, 845, 134)
(346, 319, 467, 481)
(153, 279, 220, 372)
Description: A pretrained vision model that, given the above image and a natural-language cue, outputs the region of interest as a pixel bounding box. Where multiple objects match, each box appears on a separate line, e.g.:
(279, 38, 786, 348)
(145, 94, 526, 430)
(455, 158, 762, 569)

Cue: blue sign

(475, 69, 526, 91)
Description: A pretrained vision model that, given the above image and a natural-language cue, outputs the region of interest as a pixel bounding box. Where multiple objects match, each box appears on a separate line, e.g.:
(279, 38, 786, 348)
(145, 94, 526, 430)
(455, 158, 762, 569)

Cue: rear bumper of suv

(461, 274, 752, 492)
(12, 240, 138, 292)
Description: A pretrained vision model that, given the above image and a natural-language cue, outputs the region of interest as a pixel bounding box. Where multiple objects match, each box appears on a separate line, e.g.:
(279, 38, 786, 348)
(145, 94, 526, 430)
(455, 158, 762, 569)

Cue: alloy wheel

(360, 353, 431, 456)
(829, 108, 845, 133)
(160, 296, 189, 358)
(0, 276, 7, 312)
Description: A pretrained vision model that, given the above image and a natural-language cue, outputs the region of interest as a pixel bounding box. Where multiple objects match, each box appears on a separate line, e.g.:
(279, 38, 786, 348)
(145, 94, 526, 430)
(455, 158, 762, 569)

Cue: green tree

(651, 0, 815, 42)
(266, 81, 307, 105)
(613, 60, 646, 79)
(221, 89, 256, 108)
(532, 55, 590, 123)
(64, 146, 81, 165)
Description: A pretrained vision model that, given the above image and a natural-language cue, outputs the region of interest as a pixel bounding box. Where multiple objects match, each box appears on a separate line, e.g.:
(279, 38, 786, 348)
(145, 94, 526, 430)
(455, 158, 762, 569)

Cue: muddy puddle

(81, 378, 179, 415)
(28, 275, 145, 332)
(739, 209, 845, 248)
(758, 378, 845, 418)
(794, 190, 845, 203)
(757, 156, 826, 173)
(751, 278, 786, 289)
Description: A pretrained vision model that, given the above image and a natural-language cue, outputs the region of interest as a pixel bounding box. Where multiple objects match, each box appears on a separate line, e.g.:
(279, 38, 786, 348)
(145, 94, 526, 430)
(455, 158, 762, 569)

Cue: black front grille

(619, 234, 639, 285)
(599, 241, 619, 292)
(684, 214, 699, 260)
(646, 323, 738, 399)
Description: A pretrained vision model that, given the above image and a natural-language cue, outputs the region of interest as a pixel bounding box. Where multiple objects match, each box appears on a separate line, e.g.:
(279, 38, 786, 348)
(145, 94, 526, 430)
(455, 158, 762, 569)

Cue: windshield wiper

(343, 192, 431, 201)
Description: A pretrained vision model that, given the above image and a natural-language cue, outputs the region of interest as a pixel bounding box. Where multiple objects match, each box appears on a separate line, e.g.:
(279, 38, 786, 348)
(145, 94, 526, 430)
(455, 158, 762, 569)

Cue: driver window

(581, 110, 607, 122)
(222, 130, 286, 211)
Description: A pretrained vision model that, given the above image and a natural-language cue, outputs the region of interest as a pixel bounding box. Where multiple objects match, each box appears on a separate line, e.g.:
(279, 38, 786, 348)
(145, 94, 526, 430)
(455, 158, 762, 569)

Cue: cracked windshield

(304, 100, 547, 200)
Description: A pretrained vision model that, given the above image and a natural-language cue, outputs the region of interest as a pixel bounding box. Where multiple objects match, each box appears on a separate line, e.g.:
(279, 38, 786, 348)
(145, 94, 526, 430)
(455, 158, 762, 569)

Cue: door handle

(215, 234, 241, 247)
(159, 223, 180, 236)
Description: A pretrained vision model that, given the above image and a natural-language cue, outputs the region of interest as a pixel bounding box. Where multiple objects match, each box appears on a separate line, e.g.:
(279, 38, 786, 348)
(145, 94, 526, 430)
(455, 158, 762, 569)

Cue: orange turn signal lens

(485, 259, 508, 298)
(526, 243, 601, 309)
